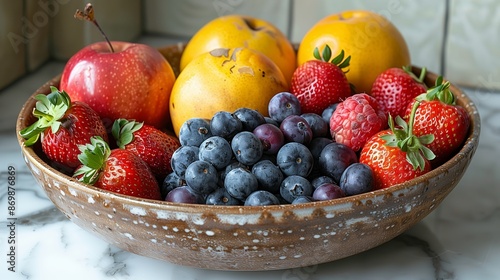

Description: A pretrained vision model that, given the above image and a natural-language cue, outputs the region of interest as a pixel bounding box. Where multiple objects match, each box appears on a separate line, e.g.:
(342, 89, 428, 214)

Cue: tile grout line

(440, 0, 451, 77)
(287, 0, 294, 41)
(22, 0, 29, 76)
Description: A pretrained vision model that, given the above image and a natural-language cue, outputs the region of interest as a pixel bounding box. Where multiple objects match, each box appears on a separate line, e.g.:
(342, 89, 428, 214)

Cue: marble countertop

(1, 53, 500, 280)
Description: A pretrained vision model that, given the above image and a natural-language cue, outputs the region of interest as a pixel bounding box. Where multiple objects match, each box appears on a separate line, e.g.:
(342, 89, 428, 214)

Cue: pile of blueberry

(162, 92, 374, 206)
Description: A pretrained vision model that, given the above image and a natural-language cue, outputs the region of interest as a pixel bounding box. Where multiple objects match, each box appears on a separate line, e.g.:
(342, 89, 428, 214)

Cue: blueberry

(259, 153, 278, 164)
(233, 108, 266, 131)
(275, 193, 289, 204)
(224, 167, 259, 200)
(339, 163, 374, 196)
(280, 115, 313, 144)
(301, 113, 329, 138)
(291, 196, 314, 204)
(311, 175, 336, 189)
(210, 111, 242, 139)
(307, 165, 324, 181)
(253, 123, 285, 155)
(178, 118, 212, 146)
(268, 92, 301, 123)
(165, 186, 203, 204)
(231, 131, 263, 165)
(171, 145, 199, 178)
(318, 142, 358, 182)
(251, 160, 284, 194)
(244, 190, 280, 206)
(312, 183, 345, 201)
(276, 142, 313, 177)
(280, 175, 313, 203)
(308, 137, 334, 163)
(184, 160, 219, 195)
(161, 172, 186, 199)
(264, 117, 280, 127)
(199, 136, 232, 170)
(206, 188, 242, 206)
(321, 103, 339, 124)
(221, 160, 250, 182)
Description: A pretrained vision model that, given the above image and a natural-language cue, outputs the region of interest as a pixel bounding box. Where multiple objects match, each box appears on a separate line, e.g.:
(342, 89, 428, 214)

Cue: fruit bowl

(16, 44, 480, 271)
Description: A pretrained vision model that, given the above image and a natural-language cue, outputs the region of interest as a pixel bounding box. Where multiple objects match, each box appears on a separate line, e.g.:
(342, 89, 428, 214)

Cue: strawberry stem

(418, 67, 427, 83)
(402, 65, 427, 86)
(406, 100, 419, 140)
(74, 3, 115, 53)
(381, 101, 435, 171)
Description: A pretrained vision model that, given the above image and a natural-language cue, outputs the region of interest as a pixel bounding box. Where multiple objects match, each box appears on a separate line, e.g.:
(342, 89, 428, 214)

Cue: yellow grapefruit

(297, 10, 410, 94)
(180, 15, 296, 83)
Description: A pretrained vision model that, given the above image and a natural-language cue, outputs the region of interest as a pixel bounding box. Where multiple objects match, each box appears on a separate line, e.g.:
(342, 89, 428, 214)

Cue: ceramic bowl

(16, 44, 480, 271)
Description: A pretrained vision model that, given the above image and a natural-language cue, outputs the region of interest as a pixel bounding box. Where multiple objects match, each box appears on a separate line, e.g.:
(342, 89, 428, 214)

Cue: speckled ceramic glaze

(16, 45, 480, 271)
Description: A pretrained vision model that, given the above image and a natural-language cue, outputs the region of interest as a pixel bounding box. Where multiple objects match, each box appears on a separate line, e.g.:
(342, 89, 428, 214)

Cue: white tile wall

(0, 0, 142, 90)
(49, 0, 85, 60)
(143, 0, 291, 39)
(144, 0, 447, 75)
(291, 0, 446, 75)
(146, 0, 500, 90)
(0, 0, 26, 89)
(26, 0, 51, 71)
(50, 0, 142, 61)
(446, 0, 500, 90)
(1, 0, 499, 91)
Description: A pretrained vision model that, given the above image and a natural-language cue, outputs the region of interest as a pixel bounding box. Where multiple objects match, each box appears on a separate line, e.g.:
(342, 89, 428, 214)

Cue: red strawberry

(370, 66, 427, 119)
(360, 102, 435, 190)
(291, 45, 352, 114)
(19, 86, 108, 170)
(74, 136, 161, 200)
(112, 119, 180, 180)
(404, 77, 470, 167)
(329, 93, 388, 152)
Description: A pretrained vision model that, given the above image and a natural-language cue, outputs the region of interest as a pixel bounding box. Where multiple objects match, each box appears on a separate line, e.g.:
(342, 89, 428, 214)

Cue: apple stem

(74, 3, 115, 53)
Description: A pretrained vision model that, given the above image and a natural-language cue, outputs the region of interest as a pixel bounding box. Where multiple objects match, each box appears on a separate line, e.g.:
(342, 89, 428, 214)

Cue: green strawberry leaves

(19, 86, 71, 146)
(74, 136, 110, 185)
(416, 76, 455, 105)
(381, 101, 435, 171)
(112, 119, 144, 149)
(313, 45, 330, 62)
(313, 45, 351, 73)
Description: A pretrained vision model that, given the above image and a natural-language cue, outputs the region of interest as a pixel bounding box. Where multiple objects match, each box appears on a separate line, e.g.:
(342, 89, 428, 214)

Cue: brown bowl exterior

(16, 48, 480, 270)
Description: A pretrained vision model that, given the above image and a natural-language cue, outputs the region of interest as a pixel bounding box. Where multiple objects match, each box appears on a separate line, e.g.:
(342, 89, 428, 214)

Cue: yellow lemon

(170, 47, 289, 136)
(298, 10, 410, 94)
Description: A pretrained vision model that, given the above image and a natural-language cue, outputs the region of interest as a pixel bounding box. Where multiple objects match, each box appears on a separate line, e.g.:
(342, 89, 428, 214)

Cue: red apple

(60, 41, 176, 129)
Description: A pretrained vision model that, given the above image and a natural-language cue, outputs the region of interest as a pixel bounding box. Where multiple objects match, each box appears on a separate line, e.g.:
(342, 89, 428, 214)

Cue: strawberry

(329, 93, 388, 152)
(370, 66, 427, 119)
(404, 76, 470, 167)
(74, 136, 162, 200)
(360, 101, 435, 190)
(19, 86, 108, 170)
(291, 45, 352, 115)
(112, 119, 180, 180)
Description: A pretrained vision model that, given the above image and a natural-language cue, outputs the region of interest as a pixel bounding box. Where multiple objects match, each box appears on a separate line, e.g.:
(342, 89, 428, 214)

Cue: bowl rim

(15, 68, 481, 214)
